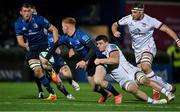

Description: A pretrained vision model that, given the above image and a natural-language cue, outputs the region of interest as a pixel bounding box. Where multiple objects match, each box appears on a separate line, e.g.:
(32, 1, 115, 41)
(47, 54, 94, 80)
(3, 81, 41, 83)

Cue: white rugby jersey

(102, 44, 137, 75)
(118, 14, 162, 52)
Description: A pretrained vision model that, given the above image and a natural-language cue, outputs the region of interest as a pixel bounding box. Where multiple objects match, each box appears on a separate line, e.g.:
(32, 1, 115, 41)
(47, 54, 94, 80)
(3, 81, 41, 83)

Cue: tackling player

(94, 35, 175, 104)
(44, 17, 122, 103)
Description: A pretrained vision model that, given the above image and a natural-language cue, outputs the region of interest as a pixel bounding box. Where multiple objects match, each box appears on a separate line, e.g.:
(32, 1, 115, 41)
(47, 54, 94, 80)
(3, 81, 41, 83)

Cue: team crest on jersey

(22, 27, 26, 31)
(33, 23, 38, 28)
(129, 22, 134, 26)
(142, 23, 146, 27)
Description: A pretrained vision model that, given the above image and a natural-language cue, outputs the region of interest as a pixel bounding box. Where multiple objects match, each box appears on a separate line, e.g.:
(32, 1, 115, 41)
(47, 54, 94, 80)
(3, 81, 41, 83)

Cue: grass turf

(0, 82, 179, 111)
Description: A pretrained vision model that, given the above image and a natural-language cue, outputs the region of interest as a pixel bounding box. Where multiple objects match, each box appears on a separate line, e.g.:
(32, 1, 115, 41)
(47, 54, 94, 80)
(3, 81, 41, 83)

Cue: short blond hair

(62, 17, 76, 25)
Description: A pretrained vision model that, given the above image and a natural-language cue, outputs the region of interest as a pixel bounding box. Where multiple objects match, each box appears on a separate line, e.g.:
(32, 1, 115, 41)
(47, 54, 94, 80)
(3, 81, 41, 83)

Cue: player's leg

(123, 81, 167, 104)
(139, 52, 161, 100)
(54, 72, 75, 100)
(54, 53, 80, 91)
(94, 65, 122, 104)
(40, 55, 75, 100)
(60, 65, 80, 91)
(140, 52, 174, 100)
(86, 63, 111, 103)
(150, 75, 174, 92)
(34, 77, 44, 98)
(29, 59, 56, 100)
(136, 71, 175, 102)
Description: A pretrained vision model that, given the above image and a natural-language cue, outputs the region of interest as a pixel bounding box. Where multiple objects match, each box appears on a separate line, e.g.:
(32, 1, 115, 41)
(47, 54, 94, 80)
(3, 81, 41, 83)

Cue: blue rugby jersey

(15, 14, 50, 51)
(60, 29, 98, 58)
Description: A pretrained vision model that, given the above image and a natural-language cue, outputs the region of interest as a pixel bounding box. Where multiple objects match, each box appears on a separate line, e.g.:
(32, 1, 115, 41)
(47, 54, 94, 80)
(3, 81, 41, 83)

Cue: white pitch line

(1, 101, 180, 109)
(12, 102, 180, 109)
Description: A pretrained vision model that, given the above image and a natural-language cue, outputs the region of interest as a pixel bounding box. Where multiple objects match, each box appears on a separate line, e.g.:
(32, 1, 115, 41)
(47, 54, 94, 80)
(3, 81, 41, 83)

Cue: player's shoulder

(76, 29, 91, 40)
(15, 16, 22, 24)
(76, 29, 88, 36)
(144, 14, 160, 23)
(120, 14, 131, 21)
(144, 14, 157, 20)
(107, 44, 118, 51)
(32, 14, 43, 20)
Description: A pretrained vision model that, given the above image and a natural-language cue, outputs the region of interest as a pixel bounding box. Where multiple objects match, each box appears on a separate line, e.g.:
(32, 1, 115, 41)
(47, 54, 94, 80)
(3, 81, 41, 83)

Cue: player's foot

(98, 92, 112, 103)
(167, 93, 175, 102)
(152, 99, 167, 104)
(170, 84, 176, 93)
(72, 80, 80, 91)
(153, 90, 160, 100)
(66, 94, 75, 100)
(45, 94, 57, 100)
(114, 94, 123, 104)
(38, 92, 44, 99)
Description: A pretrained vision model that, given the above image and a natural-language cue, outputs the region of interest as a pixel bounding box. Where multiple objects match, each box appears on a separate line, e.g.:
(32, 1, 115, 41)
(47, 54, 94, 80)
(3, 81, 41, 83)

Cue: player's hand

(40, 58, 48, 65)
(76, 60, 86, 69)
(94, 59, 101, 65)
(69, 48, 75, 58)
(113, 31, 121, 38)
(40, 58, 52, 70)
(55, 48, 61, 54)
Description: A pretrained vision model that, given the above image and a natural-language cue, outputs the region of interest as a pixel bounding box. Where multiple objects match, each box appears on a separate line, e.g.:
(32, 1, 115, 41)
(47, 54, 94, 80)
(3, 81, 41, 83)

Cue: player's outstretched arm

(159, 24, 180, 47)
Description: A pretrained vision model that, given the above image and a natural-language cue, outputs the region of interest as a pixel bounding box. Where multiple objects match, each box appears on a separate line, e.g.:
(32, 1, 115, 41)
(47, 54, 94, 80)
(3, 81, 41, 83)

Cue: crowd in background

(0, 0, 179, 51)
(0, 7, 17, 48)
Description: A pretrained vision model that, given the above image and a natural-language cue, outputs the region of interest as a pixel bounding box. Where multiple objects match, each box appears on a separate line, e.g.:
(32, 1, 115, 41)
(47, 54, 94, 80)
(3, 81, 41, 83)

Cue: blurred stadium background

(0, 0, 180, 111)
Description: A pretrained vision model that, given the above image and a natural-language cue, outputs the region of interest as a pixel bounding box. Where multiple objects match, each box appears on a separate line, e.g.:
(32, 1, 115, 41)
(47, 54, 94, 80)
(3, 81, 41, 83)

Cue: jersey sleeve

(118, 15, 130, 26)
(38, 15, 51, 29)
(79, 33, 91, 45)
(108, 44, 119, 56)
(14, 21, 23, 36)
(148, 16, 162, 29)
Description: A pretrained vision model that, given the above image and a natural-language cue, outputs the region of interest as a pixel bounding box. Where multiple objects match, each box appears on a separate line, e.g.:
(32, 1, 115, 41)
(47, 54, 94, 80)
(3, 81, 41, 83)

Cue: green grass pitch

(0, 82, 179, 111)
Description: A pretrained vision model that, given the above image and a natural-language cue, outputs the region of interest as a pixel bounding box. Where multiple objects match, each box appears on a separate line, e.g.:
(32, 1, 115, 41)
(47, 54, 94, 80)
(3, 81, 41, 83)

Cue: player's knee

(140, 55, 153, 72)
(136, 72, 150, 85)
(141, 63, 151, 73)
(60, 65, 72, 78)
(136, 71, 146, 83)
(124, 81, 138, 94)
(140, 77, 150, 86)
(101, 81, 108, 88)
(33, 67, 43, 77)
(94, 77, 102, 85)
